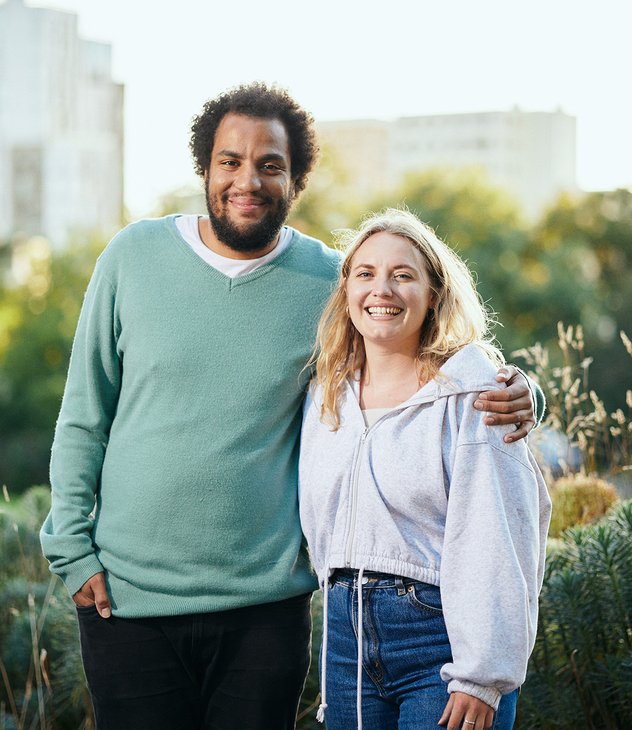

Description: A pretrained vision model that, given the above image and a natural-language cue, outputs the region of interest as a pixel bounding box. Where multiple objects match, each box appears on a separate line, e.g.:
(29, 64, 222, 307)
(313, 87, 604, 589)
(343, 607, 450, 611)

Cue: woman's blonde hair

(311, 207, 504, 429)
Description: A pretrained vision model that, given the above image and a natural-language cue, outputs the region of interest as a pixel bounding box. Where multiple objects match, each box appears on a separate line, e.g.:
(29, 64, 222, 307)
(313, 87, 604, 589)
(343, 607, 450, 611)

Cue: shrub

(548, 474, 619, 537)
(516, 499, 632, 729)
(296, 590, 323, 729)
(0, 487, 91, 730)
(513, 324, 632, 484)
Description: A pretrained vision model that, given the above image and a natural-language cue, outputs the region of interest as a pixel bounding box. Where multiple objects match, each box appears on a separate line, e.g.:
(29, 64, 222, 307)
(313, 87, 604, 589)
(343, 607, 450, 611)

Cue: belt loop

(395, 577, 406, 596)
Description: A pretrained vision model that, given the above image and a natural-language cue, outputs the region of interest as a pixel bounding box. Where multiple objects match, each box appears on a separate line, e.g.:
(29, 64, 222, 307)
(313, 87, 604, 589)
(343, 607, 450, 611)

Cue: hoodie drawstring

(316, 568, 330, 723)
(317, 565, 366, 730)
(356, 565, 365, 730)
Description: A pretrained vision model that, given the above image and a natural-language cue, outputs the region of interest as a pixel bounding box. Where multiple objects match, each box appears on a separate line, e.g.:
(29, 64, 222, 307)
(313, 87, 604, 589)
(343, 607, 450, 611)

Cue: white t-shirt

(175, 214, 292, 278)
(362, 407, 394, 428)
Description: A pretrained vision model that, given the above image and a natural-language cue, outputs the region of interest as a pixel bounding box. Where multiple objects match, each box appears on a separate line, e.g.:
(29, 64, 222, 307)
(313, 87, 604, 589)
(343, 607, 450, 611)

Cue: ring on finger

(464, 721, 476, 727)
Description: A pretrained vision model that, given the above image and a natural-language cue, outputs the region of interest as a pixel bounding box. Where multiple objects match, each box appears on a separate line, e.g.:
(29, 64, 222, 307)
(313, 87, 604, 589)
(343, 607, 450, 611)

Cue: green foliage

(0, 486, 51, 586)
(549, 474, 619, 537)
(289, 143, 356, 246)
(515, 324, 632, 481)
(296, 590, 323, 729)
(517, 500, 632, 729)
(525, 190, 632, 411)
(0, 236, 105, 493)
(0, 487, 91, 730)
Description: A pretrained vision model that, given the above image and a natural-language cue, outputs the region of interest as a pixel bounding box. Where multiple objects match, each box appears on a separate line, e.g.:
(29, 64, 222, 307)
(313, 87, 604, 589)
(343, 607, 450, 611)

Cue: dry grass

(513, 323, 631, 487)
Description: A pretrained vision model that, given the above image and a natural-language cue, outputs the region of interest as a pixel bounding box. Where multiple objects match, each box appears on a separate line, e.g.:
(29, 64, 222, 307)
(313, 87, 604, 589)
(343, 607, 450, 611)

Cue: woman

(299, 208, 551, 730)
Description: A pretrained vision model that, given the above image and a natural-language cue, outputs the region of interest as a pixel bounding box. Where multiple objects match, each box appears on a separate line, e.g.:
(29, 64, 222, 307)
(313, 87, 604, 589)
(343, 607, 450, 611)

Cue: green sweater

(40, 216, 340, 618)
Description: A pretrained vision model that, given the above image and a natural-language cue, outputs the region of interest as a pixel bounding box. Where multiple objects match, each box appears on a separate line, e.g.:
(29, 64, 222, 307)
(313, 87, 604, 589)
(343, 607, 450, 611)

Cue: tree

(289, 143, 359, 245)
(0, 236, 104, 493)
(530, 189, 632, 409)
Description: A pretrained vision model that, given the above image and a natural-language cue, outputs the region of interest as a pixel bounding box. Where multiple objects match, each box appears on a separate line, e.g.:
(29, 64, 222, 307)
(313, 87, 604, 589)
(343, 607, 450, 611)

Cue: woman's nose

(371, 276, 393, 296)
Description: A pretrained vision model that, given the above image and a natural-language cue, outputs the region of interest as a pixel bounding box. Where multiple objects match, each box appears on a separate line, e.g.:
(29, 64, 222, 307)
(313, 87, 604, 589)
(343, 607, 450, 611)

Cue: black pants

(76, 593, 312, 730)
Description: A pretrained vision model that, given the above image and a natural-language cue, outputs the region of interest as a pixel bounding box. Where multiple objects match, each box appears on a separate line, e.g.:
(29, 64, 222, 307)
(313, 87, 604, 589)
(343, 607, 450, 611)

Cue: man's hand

(439, 691, 494, 730)
(474, 365, 535, 443)
(73, 571, 111, 618)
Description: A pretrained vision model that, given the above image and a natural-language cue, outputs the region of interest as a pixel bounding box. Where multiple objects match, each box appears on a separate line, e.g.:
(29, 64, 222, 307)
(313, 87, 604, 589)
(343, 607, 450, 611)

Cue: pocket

(75, 603, 100, 618)
(75, 603, 97, 615)
(405, 581, 443, 615)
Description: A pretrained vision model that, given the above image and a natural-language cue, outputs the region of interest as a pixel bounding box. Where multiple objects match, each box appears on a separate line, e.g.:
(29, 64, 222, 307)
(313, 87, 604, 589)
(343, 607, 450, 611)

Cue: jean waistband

(330, 568, 418, 587)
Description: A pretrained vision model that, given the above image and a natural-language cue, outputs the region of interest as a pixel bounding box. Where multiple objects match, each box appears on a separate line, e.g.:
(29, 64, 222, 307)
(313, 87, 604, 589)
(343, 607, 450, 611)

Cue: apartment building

(317, 108, 577, 218)
(0, 0, 124, 246)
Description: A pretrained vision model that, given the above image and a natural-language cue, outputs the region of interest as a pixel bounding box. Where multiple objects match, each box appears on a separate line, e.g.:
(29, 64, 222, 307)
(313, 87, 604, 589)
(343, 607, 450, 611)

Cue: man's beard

(205, 180, 291, 255)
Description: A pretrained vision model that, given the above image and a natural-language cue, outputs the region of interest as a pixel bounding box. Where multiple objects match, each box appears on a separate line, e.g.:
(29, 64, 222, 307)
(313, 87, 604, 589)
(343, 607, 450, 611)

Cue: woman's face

(345, 232, 434, 353)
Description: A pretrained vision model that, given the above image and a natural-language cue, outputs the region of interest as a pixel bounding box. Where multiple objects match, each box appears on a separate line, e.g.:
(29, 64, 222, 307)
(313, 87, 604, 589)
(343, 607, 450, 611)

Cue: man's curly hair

(189, 81, 319, 199)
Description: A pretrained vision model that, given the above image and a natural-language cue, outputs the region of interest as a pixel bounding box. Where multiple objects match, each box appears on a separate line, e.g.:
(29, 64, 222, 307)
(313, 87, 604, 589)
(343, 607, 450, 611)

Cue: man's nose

(234, 164, 262, 192)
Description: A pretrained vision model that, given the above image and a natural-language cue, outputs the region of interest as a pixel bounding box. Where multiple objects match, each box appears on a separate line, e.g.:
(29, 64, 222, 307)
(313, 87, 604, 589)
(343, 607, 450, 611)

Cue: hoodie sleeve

(439, 393, 551, 710)
(39, 258, 122, 597)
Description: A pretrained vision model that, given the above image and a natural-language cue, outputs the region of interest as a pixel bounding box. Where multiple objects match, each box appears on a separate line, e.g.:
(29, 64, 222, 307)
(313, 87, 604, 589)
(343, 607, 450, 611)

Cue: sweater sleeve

(40, 260, 122, 597)
(439, 406, 551, 709)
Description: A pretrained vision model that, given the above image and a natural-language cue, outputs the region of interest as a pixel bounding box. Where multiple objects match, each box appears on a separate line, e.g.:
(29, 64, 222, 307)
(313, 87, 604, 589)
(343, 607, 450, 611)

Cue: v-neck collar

(165, 214, 297, 289)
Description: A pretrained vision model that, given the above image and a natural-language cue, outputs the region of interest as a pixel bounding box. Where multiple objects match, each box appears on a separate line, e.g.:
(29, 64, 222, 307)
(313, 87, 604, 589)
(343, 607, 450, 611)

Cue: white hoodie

(298, 343, 551, 710)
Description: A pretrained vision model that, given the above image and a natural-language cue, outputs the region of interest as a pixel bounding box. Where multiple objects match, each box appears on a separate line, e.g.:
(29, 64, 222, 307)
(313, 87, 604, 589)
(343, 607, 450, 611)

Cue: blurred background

(0, 1, 631, 728)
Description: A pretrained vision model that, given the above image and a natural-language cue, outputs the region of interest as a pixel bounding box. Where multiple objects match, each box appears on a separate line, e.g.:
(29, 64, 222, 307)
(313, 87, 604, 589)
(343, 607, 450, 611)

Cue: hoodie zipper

(342, 393, 422, 567)
(344, 426, 369, 566)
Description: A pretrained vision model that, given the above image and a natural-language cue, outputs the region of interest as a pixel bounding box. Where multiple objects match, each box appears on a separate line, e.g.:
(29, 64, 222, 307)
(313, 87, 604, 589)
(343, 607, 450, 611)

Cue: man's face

(204, 113, 294, 254)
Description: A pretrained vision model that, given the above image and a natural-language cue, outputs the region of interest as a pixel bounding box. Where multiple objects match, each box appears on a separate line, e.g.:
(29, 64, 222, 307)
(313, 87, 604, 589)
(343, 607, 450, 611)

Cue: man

(41, 82, 540, 730)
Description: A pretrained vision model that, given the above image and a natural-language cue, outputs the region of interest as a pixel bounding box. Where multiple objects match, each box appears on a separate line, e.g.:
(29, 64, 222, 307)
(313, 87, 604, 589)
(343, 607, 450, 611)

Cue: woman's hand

(474, 365, 535, 442)
(439, 691, 494, 730)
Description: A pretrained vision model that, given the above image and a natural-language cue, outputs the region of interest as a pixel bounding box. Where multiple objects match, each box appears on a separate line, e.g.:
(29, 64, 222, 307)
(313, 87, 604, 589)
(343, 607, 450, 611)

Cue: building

(317, 108, 577, 219)
(0, 0, 124, 247)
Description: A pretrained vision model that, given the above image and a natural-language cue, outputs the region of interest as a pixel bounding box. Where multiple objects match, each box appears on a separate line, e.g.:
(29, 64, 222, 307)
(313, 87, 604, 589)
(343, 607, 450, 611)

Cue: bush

(516, 499, 632, 729)
(296, 590, 323, 729)
(0, 487, 91, 730)
(548, 474, 619, 537)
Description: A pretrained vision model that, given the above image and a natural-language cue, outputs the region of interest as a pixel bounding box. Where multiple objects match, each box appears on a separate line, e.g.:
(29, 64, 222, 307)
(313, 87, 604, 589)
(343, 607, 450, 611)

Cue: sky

(23, 0, 632, 217)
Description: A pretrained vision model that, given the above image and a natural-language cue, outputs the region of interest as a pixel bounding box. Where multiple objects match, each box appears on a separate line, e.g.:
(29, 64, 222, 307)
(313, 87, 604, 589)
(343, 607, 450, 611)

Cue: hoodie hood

(383, 343, 506, 410)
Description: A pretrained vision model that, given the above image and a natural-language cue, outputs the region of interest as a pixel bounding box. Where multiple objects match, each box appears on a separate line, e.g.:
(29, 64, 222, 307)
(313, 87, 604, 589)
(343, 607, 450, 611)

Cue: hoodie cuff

(447, 679, 501, 711)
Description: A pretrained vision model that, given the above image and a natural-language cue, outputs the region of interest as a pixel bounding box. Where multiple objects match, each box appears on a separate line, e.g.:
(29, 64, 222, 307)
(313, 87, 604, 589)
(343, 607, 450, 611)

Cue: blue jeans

(321, 571, 518, 730)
